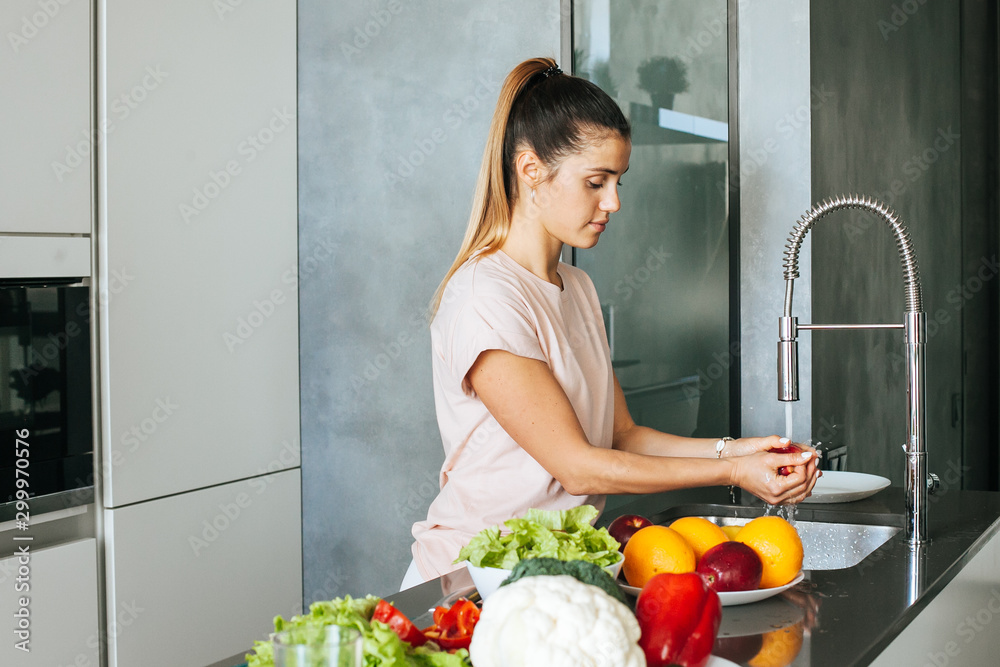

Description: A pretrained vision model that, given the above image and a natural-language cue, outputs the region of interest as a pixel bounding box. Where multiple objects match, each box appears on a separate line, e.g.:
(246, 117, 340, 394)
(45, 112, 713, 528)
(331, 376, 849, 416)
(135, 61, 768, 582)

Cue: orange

(733, 516, 803, 588)
(622, 525, 696, 588)
(669, 517, 729, 561)
(748, 623, 804, 667)
(720, 525, 743, 540)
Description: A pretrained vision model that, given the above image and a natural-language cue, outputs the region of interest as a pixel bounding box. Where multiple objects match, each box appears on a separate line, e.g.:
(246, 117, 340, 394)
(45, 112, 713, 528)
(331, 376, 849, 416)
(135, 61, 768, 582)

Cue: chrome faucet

(777, 194, 932, 546)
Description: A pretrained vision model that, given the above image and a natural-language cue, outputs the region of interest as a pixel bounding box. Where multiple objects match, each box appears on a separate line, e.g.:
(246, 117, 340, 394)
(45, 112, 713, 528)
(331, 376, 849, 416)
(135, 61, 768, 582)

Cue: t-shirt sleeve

(447, 296, 546, 396)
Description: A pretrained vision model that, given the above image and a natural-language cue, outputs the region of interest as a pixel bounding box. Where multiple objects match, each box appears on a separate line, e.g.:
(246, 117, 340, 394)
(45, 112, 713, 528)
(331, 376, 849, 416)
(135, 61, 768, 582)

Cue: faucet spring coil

(781, 193, 923, 313)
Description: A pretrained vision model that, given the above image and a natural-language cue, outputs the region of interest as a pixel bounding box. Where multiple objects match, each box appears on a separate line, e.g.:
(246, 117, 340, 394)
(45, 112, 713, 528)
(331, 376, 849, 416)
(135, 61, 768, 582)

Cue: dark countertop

(385, 485, 1000, 667)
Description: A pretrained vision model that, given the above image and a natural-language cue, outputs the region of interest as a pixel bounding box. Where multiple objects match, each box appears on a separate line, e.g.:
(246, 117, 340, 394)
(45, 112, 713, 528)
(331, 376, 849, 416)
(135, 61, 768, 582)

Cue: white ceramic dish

(802, 470, 891, 503)
(465, 553, 624, 600)
(618, 571, 804, 607)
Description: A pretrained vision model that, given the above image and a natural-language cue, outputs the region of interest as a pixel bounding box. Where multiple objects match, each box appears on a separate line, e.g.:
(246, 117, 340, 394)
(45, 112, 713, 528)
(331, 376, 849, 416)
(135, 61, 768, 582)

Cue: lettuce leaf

(245, 595, 469, 667)
(456, 505, 621, 569)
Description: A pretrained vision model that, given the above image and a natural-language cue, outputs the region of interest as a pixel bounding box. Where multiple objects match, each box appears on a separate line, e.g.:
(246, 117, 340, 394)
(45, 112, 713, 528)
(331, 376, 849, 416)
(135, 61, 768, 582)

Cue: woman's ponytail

(429, 57, 629, 317)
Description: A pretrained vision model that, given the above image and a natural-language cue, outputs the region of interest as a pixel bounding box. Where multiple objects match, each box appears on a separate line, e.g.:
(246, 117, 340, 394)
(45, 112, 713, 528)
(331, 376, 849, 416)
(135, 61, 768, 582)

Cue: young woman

(403, 57, 818, 589)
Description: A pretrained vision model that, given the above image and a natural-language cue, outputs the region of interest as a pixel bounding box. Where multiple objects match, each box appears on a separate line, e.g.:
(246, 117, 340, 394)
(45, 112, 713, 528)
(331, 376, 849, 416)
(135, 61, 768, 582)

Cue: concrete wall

(297, 1, 561, 601)
(810, 0, 964, 485)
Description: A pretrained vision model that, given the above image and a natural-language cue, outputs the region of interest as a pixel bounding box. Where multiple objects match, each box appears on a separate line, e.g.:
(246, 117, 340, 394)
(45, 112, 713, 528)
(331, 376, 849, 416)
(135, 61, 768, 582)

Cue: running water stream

(764, 402, 799, 524)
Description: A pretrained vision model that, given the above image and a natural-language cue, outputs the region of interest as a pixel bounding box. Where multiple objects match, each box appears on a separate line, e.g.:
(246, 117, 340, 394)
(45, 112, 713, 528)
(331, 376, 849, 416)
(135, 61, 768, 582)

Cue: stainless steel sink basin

(651, 504, 902, 570)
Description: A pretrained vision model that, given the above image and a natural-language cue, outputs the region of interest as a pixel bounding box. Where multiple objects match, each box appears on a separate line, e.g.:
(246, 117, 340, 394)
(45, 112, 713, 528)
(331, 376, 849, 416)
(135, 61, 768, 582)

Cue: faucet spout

(777, 194, 928, 546)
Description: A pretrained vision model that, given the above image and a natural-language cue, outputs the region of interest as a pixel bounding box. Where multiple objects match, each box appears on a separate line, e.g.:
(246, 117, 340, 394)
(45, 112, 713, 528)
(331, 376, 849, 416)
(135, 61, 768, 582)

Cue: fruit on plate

(733, 516, 803, 588)
(669, 516, 729, 561)
(768, 443, 803, 476)
(608, 514, 654, 552)
(635, 572, 722, 667)
(623, 525, 696, 588)
(696, 541, 763, 592)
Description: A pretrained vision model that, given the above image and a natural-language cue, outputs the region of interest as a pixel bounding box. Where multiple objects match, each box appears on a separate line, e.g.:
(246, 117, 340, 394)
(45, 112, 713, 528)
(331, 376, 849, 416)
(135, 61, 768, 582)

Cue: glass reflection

(573, 0, 731, 495)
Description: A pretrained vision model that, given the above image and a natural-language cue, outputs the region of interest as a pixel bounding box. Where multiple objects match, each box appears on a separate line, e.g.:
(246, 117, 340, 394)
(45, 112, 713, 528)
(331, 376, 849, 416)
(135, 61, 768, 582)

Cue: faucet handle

(926, 472, 941, 495)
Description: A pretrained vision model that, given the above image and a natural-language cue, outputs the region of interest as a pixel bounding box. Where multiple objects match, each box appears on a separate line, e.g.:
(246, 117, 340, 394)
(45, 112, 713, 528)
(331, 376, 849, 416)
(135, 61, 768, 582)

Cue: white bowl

(464, 553, 624, 600)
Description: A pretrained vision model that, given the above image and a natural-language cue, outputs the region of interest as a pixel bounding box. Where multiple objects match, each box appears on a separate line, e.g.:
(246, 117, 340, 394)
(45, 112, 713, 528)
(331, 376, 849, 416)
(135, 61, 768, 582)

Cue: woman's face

(534, 134, 632, 249)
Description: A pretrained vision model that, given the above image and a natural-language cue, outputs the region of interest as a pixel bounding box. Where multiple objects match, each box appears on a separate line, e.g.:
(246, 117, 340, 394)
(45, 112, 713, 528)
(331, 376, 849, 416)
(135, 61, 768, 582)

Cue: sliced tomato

(371, 599, 428, 647)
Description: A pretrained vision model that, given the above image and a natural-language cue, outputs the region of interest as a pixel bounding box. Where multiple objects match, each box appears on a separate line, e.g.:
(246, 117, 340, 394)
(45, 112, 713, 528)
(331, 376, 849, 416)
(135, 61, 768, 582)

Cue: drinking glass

(272, 625, 363, 667)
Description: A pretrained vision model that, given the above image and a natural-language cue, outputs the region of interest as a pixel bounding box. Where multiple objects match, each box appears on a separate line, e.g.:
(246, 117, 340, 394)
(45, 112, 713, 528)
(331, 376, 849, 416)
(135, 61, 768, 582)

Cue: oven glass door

(0, 284, 93, 503)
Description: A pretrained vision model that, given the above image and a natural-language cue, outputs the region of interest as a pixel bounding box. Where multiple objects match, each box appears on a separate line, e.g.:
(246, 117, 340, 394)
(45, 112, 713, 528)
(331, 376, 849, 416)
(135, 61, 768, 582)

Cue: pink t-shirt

(410, 249, 615, 580)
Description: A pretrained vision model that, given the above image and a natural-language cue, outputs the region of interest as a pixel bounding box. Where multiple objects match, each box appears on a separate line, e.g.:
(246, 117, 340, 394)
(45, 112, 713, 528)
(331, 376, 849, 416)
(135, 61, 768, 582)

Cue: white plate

(619, 571, 804, 606)
(802, 470, 891, 503)
(465, 553, 624, 600)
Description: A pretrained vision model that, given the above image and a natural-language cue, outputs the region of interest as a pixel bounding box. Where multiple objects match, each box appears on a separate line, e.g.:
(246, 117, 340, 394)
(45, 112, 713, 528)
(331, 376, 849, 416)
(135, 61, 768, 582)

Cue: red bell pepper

(635, 572, 722, 667)
(371, 599, 428, 647)
(422, 597, 480, 651)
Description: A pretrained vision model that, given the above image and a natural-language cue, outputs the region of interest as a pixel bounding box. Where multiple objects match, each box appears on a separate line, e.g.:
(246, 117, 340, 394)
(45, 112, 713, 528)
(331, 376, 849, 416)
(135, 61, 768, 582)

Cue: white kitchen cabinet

(871, 526, 1000, 666)
(0, 538, 99, 666)
(100, 0, 298, 507)
(104, 470, 302, 667)
(0, 236, 91, 279)
(0, 0, 91, 234)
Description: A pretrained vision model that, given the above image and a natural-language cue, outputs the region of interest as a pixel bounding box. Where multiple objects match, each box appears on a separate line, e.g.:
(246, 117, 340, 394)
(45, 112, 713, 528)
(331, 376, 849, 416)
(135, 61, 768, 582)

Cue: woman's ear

(514, 149, 545, 191)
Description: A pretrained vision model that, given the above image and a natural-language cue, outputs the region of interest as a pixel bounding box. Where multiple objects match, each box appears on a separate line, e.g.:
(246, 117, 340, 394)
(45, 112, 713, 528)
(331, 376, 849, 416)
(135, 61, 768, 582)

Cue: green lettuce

(245, 595, 470, 667)
(456, 505, 621, 569)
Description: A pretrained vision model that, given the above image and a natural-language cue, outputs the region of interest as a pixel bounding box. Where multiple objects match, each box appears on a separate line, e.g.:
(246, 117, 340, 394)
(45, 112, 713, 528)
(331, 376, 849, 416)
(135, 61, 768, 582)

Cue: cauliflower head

(469, 574, 645, 667)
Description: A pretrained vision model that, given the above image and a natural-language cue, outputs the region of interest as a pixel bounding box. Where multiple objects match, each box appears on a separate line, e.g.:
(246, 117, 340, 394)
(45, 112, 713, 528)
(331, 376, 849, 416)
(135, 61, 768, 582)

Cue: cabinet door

(0, 539, 99, 666)
(0, 0, 91, 234)
(104, 470, 302, 667)
(101, 0, 298, 506)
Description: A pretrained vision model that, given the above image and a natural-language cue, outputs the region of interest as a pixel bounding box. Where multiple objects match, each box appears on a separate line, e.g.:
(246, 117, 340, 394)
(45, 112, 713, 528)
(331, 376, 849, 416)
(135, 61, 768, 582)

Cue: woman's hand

(722, 434, 800, 458)
(728, 438, 821, 505)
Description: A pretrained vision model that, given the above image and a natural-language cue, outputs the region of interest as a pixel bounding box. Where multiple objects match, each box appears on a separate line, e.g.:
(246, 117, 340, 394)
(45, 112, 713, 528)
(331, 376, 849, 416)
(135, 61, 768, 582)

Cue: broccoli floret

(499, 557, 629, 606)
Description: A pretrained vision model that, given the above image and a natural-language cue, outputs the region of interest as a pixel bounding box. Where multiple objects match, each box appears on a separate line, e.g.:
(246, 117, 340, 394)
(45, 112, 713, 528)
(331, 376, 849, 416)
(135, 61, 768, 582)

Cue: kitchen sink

(651, 504, 903, 570)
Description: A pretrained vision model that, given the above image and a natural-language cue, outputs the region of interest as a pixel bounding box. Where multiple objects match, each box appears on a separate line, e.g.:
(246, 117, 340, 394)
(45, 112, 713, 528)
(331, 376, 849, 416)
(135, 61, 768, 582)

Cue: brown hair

(429, 57, 630, 316)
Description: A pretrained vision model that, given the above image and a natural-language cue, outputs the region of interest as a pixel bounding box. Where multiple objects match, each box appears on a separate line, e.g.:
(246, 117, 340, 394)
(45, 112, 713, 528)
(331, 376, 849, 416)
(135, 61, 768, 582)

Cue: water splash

(763, 502, 798, 526)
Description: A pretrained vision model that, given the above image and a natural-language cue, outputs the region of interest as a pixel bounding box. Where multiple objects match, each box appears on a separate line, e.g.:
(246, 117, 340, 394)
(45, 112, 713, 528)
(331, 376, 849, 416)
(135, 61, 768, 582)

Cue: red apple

(769, 443, 803, 476)
(607, 514, 653, 552)
(696, 541, 763, 592)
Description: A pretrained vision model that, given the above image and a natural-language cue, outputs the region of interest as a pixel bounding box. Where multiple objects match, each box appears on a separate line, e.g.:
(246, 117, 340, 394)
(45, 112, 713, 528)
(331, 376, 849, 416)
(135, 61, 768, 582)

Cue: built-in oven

(0, 279, 93, 505)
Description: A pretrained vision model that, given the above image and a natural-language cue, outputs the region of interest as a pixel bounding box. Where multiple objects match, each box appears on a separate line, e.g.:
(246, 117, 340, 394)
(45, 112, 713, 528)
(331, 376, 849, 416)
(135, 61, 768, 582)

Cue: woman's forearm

(564, 445, 737, 496)
(612, 423, 727, 458)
